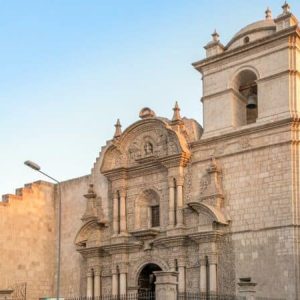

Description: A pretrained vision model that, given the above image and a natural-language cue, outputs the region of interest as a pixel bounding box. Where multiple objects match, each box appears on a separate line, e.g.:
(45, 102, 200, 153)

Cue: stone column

(199, 257, 207, 293)
(176, 178, 184, 227)
(94, 267, 101, 298)
(86, 270, 93, 298)
(119, 190, 127, 234)
(112, 271, 119, 296)
(178, 265, 186, 293)
(154, 271, 178, 300)
(113, 192, 119, 235)
(119, 273, 127, 295)
(209, 255, 217, 293)
(168, 178, 175, 227)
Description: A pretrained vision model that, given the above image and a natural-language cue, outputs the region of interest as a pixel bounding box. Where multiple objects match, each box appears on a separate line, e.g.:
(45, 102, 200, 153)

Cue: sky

(1, 0, 300, 197)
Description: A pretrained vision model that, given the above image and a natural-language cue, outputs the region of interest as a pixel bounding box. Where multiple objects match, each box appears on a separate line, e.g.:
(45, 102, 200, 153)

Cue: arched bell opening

(233, 69, 258, 125)
(137, 263, 162, 297)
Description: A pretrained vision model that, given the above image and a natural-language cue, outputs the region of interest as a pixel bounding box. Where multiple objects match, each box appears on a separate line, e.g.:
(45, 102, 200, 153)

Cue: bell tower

(193, 3, 300, 137)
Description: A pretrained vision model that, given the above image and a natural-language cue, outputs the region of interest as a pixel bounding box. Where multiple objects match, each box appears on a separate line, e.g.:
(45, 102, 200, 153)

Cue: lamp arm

(36, 169, 60, 184)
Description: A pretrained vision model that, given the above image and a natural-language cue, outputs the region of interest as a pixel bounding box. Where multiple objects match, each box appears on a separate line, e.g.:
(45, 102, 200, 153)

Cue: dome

(226, 19, 276, 50)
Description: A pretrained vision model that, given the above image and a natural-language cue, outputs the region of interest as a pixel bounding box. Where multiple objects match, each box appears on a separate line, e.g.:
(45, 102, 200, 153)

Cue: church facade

(1, 3, 300, 300)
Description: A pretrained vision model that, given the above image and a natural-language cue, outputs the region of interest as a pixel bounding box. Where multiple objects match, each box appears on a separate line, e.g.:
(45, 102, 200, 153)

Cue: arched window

(233, 69, 258, 125)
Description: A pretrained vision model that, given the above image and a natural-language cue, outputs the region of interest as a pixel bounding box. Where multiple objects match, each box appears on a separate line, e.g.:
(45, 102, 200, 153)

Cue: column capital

(177, 258, 186, 267)
(168, 177, 175, 187)
(87, 270, 93, 277)
(113, 190, 119, 198)
(119, 188, 127, 198)
(112, 187, 126, 198)
(199, 257, 207, 266)
(175, 177, 184, 186)
(111, 264, 118, 275)
(207, 253, 218, 265)
(94, 266, 101, 276)
(118, 262, 129, 274)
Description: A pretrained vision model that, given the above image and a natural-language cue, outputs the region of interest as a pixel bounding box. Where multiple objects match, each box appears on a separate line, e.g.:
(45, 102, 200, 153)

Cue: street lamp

(24, 160, 61, 300)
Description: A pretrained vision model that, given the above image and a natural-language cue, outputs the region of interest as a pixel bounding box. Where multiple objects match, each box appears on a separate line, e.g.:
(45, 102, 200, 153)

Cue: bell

(247, 94, 257, 109)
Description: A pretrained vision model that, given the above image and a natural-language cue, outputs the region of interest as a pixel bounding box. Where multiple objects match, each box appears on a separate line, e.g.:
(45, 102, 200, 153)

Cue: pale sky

(1, 0, 299, 197)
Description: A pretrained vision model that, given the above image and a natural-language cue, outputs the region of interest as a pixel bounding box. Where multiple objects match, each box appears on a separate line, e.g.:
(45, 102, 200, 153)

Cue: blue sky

(1, 0, 299, 196)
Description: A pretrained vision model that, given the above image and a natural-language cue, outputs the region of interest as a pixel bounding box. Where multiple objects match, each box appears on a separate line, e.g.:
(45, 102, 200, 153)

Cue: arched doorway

(138, 263, 162, 298)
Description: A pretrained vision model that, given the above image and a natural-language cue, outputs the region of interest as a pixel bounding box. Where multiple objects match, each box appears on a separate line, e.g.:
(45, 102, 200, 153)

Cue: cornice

(198, 43, 288, 79)
(153, 235, 190, 248)
(102, 167, 128, 181)
(102, 241, 142, 255)
(189, 230, 224, 244)
(192, 25, 299, 72)
(159, 153, 191, 168)
(103, 153, 190, 180)
(77, 247, 103, 258)
(201, 87, 246, 103)
(256, 69, 300, 83)
(130, 228, 160, 240)
(190, 117, 297, 150)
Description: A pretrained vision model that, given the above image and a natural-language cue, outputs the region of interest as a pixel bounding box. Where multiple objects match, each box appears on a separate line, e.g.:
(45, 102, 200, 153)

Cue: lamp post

(24, 160, 61, 300)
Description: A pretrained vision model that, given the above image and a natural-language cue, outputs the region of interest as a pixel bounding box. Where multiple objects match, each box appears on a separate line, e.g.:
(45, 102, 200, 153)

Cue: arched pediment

(74, 220, 102, 247)
(188, 202, 229, 225)
(101, 118, 190, 174)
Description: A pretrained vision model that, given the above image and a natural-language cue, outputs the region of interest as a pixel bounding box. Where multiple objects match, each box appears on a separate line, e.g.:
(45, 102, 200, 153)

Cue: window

(151, 205, 160, 227)
(243, 36, 250, 44)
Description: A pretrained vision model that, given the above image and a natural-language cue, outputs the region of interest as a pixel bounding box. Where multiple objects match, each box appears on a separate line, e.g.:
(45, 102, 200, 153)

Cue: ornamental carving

(81, 184, 106, 225)
(101, 118, 191, 175)
(238, 136, 251, 149)
(198, 157, 224, 209)
(199, 174, 210, 194)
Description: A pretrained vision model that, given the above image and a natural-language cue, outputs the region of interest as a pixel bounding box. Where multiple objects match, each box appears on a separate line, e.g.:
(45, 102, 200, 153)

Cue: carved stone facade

(1, 3, 300, 300)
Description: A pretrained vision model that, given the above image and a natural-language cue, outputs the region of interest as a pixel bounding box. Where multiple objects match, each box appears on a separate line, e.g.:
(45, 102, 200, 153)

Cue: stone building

(1, 2, 300, 299)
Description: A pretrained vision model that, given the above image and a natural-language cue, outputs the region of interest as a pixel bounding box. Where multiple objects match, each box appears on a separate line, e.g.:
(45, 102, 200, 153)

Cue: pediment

(74, 220, 102, 248)
(188, 202, 229, 225)
(101, 118, 190, 174)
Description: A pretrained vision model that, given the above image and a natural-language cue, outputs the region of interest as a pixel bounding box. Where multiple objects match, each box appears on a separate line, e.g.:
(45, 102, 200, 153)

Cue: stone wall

(58, 175, 90, 297)
(191, 122, 296, 299)
(0, 181, 55, 300)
